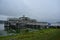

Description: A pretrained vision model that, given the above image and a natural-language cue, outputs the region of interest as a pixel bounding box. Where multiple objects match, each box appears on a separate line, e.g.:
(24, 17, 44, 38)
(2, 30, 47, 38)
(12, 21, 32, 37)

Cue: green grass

(0, 28, 60, 40)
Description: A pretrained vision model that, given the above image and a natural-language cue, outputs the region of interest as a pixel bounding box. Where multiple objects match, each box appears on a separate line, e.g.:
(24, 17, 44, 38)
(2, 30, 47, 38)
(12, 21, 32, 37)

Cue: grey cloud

(0, 0, 60, 22)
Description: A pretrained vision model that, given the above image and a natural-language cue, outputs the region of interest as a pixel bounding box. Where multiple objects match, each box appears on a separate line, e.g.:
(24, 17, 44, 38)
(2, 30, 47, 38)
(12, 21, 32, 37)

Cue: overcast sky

(0, 0, 60, 22)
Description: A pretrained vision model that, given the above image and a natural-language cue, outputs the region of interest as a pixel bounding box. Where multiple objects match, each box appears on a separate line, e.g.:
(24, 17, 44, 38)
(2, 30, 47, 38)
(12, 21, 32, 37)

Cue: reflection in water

(0, 30, 7, 36)
(0, 24, 17, 36)
(0, 24, 7, 36)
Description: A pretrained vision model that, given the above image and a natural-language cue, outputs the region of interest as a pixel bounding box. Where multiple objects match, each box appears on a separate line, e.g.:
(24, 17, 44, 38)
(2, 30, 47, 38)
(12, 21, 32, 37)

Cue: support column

(46, 26, 49, 28)
(40, 25, 43, 29)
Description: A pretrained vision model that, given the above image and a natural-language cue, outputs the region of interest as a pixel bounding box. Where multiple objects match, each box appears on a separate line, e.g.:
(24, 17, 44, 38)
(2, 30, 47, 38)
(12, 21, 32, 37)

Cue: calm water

(0, 24, 4, 30)
(0, 24, 17, 36)
(0, 24, 38, 36)
(0, 24, 7, 36)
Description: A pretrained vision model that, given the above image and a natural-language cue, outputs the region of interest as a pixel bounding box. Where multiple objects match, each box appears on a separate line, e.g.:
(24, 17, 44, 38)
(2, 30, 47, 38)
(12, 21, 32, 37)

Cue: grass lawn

(0, 28, 60, 40)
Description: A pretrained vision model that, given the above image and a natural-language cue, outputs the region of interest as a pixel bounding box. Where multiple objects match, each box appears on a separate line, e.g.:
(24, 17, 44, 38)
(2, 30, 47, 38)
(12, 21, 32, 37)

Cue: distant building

(4, 16, 49, 31)
(49, 23, 60, 28)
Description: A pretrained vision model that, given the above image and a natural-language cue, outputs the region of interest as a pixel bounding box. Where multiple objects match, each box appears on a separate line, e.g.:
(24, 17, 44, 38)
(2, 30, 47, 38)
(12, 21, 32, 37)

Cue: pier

(4, 16, 49, 31)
